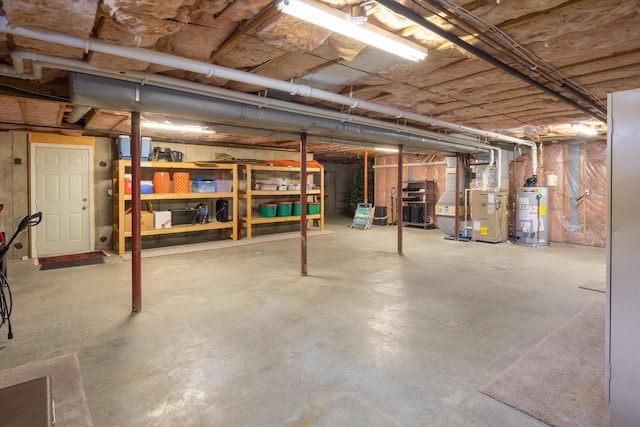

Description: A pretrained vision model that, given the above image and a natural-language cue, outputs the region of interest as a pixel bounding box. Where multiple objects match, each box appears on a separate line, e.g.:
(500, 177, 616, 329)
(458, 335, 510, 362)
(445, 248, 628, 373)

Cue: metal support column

(131, 112, 142, 312)
(454, 153, 460, 241)
(397, 145, 403, 254)
(364, 150, 368, 205)
(300, 132, 308, 276)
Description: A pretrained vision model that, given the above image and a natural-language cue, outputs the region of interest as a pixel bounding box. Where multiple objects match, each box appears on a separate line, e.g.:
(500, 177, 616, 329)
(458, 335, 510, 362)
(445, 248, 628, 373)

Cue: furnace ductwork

(435, 156, 471, 237)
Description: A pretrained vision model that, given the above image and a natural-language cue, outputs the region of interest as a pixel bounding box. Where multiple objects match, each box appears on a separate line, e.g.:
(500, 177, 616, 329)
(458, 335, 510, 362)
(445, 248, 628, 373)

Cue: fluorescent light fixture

(374, 147, 399, 153)
(277, 0, 427, 62)
(571, 123, 597, 136)
(142, 121, 216, 134)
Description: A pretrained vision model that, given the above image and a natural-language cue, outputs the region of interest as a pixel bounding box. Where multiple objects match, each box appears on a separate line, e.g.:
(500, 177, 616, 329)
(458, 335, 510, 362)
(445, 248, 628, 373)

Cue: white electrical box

(471, 190, 509, 243)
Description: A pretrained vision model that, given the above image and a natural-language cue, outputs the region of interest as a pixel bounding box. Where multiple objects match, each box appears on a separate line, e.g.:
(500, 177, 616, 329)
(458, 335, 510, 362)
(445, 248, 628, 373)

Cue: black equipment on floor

(216, 199, 229, 222)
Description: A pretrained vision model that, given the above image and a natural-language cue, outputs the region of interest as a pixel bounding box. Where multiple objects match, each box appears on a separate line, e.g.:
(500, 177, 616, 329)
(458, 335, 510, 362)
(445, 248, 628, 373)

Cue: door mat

(38, 251, 107, 270)
(480, 301, 609, 427)
(0, 353, 92, 425)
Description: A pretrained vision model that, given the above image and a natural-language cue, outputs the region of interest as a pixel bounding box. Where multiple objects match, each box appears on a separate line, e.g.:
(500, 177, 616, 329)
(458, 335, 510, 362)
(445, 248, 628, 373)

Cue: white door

(31, 144, 94, 257)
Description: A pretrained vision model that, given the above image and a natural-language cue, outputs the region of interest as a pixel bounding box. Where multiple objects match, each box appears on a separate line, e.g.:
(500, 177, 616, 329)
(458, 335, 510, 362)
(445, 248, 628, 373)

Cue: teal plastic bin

(277, 201, 293, 217)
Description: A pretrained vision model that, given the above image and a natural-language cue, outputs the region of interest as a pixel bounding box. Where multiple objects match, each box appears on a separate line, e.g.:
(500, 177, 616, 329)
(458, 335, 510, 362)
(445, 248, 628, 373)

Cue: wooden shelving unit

(112, 160, 238, 254)
(238, 164, 324, 239)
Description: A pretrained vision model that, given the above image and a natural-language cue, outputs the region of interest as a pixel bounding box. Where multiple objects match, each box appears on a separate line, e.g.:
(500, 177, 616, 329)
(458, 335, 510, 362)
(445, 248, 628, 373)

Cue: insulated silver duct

(435, 156, 471, 237)
(70, 73, 483, 154)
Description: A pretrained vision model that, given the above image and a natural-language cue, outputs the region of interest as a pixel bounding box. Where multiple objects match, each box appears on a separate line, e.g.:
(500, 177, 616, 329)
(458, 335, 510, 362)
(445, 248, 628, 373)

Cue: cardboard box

(154, 211, 172, 229)
(124, 211, 154, 232)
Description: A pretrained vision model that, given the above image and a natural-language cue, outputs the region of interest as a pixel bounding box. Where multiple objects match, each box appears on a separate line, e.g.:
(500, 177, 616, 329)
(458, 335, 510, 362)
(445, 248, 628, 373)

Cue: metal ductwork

(70, 73, 484, 155)
(435, 156, 471, 237)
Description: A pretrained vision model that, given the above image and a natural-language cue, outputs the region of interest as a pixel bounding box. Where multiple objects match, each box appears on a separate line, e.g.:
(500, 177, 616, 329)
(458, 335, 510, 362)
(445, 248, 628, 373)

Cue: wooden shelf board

(242, 214, 322, 225)
(118, 160, 235, 170)
(121, 192, 234, 200)
(123, 222, 233, 237)
(239, 164, 322, 173)
(238, 190, 321, 198)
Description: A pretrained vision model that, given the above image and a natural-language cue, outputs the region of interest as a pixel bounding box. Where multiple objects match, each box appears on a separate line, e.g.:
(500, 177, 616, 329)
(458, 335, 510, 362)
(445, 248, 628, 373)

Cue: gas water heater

(515, 186, 549, 246)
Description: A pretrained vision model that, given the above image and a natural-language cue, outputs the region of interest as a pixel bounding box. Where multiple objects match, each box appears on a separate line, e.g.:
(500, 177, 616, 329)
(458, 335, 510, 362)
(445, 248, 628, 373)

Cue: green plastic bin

(259, 203, 277, 217)
(291, 201, 301, 216)
(307, 202, 320, 215)
(277, 201, 293, 217)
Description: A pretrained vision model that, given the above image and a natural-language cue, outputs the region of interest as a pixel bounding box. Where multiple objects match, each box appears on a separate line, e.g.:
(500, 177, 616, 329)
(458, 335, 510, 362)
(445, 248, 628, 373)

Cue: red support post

(300, 132, 308, 276)
(397, 145, 403, 254)
(131, 112, 142, 312)
(454, 153, 460, 241)
(364, 150, 368, 205)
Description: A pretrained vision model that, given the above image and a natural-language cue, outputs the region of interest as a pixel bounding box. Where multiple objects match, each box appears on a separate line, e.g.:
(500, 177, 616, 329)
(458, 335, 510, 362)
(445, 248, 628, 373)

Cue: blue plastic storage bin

(191, 180, 217, 193)
(140, 181, 154, 194)
(118, 136, 152, 160)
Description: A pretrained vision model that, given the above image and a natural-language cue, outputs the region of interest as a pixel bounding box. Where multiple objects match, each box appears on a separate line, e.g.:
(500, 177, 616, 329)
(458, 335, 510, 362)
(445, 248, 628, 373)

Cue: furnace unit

(471, 190, 509, 243)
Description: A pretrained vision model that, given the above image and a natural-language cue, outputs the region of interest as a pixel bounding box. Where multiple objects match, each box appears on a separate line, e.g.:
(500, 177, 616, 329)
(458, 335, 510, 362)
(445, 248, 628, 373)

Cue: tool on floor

(0, 211, 42, 339)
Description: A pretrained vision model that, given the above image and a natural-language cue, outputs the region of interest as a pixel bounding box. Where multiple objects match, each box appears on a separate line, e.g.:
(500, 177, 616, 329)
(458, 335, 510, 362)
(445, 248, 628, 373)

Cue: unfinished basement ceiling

(0, 0, 635, 160)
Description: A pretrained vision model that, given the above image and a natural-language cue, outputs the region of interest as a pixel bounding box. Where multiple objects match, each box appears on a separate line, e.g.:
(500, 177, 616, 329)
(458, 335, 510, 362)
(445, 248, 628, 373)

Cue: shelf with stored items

(112, 160, 238, 254)
(401, 179, 436, 229)
(237, 163, 324, 239)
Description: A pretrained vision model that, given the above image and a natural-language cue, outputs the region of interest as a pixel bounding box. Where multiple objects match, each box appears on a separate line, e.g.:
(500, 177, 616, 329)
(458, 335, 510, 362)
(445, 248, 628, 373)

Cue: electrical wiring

(0, 271, 12, 339)
(0, 212, 42, 340)
(411, 0, 606, 114)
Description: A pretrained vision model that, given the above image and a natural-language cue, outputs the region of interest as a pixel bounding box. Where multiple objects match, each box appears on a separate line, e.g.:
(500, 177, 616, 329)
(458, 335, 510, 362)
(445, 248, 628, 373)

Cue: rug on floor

(38, 251, 107, 270)
(0, 353, 93, 425)
(480, 301, 609, 427)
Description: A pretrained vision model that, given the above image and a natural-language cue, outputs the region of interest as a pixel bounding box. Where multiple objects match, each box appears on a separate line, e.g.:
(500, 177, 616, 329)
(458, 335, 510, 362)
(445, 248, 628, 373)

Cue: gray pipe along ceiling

(70, 73, 485, 155)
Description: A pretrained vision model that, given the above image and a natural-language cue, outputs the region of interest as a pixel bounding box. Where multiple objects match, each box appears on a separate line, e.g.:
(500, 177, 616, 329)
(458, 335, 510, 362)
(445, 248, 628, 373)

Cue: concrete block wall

(0, 132, 29, 260)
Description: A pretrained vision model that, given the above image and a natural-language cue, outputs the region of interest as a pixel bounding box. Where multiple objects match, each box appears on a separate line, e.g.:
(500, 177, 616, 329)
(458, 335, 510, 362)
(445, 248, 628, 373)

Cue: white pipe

(0, 16, 537, 158)
(372, 161, 446, 169)
(497, 147, 502, 191)
(464, 188, 471, 238)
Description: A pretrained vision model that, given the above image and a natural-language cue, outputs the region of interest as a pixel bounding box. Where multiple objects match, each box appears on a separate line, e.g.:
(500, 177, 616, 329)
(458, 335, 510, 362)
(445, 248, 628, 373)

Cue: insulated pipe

(70, 73, 492, 156)
(66, 105, 92, 124)
(0, 19, 535, 154)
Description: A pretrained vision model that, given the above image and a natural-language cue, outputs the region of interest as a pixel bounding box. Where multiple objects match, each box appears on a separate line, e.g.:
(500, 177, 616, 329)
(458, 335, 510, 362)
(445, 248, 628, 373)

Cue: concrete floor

(1, 215, 606, 426)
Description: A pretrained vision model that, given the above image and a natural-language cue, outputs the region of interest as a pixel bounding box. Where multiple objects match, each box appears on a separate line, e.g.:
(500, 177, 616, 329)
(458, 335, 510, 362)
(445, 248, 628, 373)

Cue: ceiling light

(374, 147, 399, 153)
(142, 121, 216, 134)
(276, 0, 427, 62)
(571, 123, 597, 136)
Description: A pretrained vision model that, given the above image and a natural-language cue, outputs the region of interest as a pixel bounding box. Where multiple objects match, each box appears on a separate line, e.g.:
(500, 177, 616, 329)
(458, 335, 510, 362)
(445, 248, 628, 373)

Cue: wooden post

(131, 112, 142, 312)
